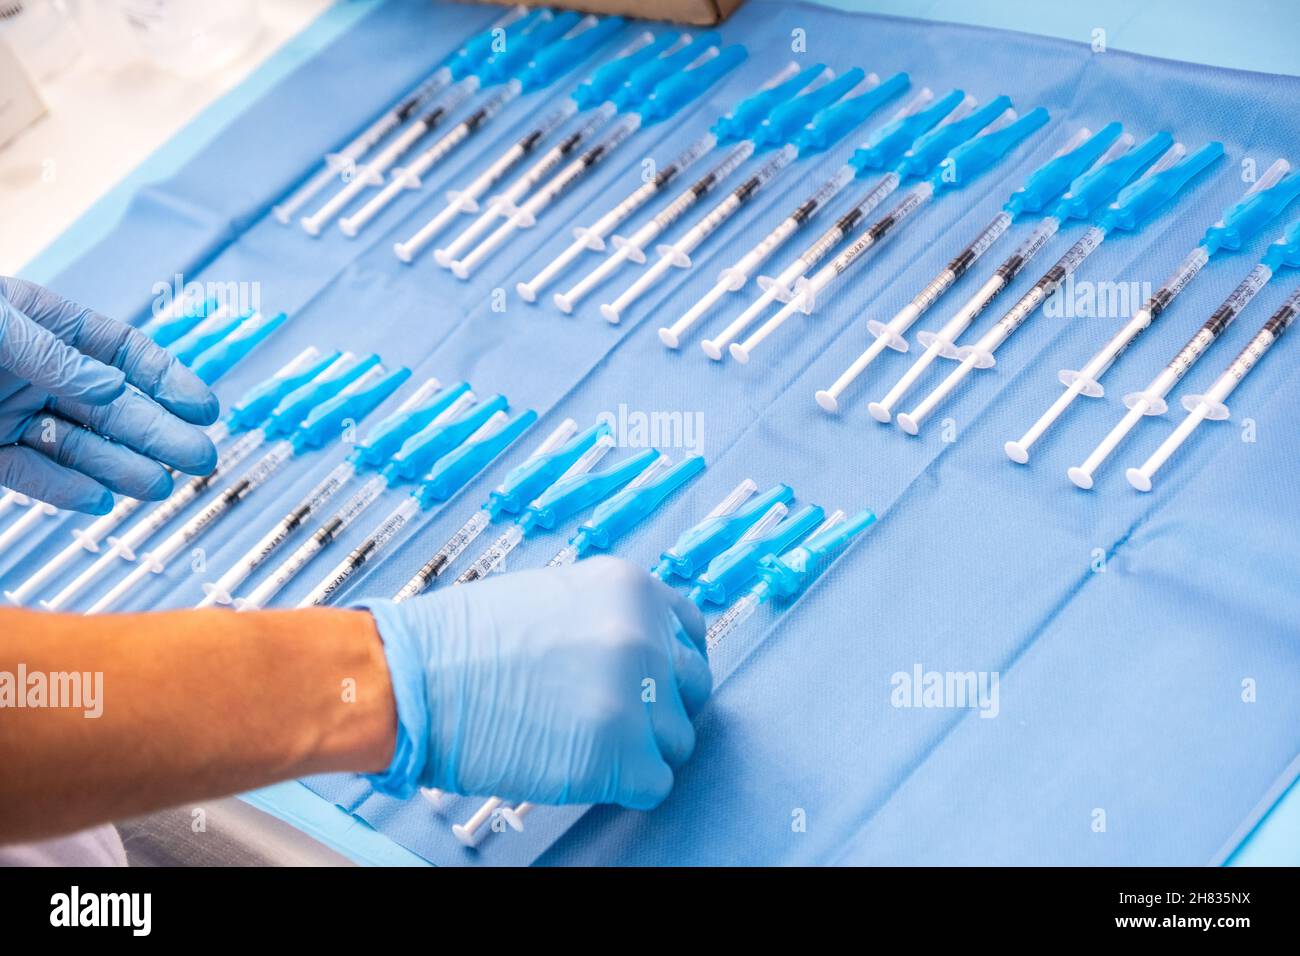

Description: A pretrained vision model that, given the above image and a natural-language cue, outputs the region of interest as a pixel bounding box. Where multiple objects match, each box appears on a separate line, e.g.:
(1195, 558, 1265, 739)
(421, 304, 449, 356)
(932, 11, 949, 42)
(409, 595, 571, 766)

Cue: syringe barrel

(705, 592, 760, 651)
(994, 227, 1104, 338)
(299, 497, 422, 608)
(1203, 289, 1300, 404)
(993, 217, 1060, 284)
(1160, 263, 1274, 386)
(237, 473, 380, 610)
(395, 508, 494, 600)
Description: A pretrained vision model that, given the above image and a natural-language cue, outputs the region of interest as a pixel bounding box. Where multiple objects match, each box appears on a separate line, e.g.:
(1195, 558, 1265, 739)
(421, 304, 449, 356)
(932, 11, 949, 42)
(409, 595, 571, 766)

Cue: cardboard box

(0, 35, 46, 150)
(469, 0, 746, 27)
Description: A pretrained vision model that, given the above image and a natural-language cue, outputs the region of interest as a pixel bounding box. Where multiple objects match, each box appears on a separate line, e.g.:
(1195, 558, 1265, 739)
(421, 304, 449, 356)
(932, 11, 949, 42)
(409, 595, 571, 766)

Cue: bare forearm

(0, 608, 396, 843)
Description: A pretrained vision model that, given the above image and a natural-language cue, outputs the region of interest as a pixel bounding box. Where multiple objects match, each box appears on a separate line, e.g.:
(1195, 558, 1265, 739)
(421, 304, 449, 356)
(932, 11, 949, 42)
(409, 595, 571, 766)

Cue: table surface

(3, 0, 1295, 867)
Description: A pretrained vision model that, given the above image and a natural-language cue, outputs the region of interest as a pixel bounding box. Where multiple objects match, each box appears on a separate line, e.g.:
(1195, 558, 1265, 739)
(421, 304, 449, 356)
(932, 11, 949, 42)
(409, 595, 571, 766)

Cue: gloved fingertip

(622, 759, 675, 811)
(87, 490, 115, 515)
(197, 392, 221, 426)
(162, 430, 218, 476)
(157, 362, 221, 425)
(192, 435, 219, 474)
(143, 467, 174, 500)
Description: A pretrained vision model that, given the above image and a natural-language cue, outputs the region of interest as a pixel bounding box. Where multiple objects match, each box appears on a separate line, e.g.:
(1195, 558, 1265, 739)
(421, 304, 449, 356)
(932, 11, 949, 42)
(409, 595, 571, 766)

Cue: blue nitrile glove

(0, 277, 219, 513)
(364, 557, 711, 809)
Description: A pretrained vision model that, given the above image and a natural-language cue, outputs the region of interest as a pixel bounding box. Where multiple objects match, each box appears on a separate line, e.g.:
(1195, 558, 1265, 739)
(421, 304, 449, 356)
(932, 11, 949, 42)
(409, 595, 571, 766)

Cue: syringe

(391, 33, 684, 264)
(653, 480, 792, 580)
(811, 122, 1125, 413)
(516, 61, 816, 303)
(1011, 164, 1300, 466)
(705, 508, 875, 651)
(689, 503, 825, 608)
(392, 419, 613, 600)
(424, 33, 713, 268)
(895, 141, 1221, 436)
(237, 407, 518, 610)
(228, 392, 501, 607)
(337, 17, 631, 237)
(1074, 217, 1300, 489)
(270, 5, 530, 225)
(445, 43, 748, 279)
(3, 348, 337, 606)
(300, 10, 578, 236)
(554, 133, 775, 312)
(402, 31, 704, 266)
(866, 131, 1177, 425)
(598, 70, 915, 326)
(546, 454, 704, 566)
(197, 379, 471, 607)
(72, 363, 408, 615)
(691, 90, 995, 357)
(293, 410, 542, 608)
(1128, 283, 1300, 491)
(658, 82, 933, 348)
(731, 106, 1052, 364)
(557, 67, 884, 313)
(454, 443, 656, 584)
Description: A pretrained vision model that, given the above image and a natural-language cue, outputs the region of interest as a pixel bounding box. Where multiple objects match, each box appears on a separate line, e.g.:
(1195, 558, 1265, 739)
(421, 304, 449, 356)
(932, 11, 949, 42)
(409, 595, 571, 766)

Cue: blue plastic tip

(520, 16, 625, 92)
(142, 296, 216, 347)
(264, 354, 380, 440)
(614, 31, 719, 108)
(1202, 170, 1300, 255)
(171, 310, 249, 367)
(572, 30, 678, 110)
(711, 62, 828, 145)
(193, 312, 289, 385)
(691, 503, 825, 607)
(525, 447, 660, 530)
(575, 455, 705, 554)
(757, 508, 877, 601)
(656, 483, 795, 581)
(385, 395, 508, 484)
(751, 67, 865, 150)
(351, 381, 473, 471)
(417, 410, 539, 508)
(930, 106, 1050, 192)
(1101, 141, 1224, 234)
(449, 7, 551, 82)
(796, 71, 909, 155)
(476, 11, 581, 86)
(225, 349, 340, 435)
(1003, 121, 1124, 218)
(638, 43, 747, 126)
(451, 10, 532, 70)
(849, 88, 967, 173)
(1050, 130, 1173, 222)
(488, 420, 612, 516)
(894, 94, 1013, 180)
(1261, 218, 1300, 271)
(294, 366, 412, 453)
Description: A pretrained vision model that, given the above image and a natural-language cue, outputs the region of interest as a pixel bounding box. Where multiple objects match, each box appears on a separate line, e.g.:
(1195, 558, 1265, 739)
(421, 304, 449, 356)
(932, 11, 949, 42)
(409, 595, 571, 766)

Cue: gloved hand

(0, 276, 219, 513)
(364, 556, 712, 810)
